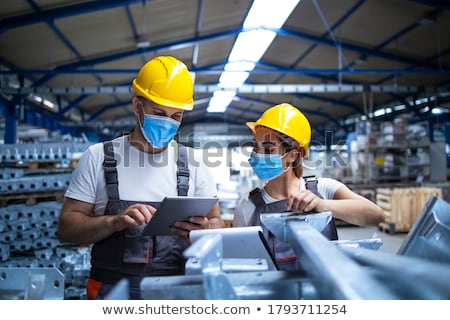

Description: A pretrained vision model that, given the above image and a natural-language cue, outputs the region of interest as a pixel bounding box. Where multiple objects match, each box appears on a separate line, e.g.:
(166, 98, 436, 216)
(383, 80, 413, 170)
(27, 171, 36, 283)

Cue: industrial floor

(336, 225, 407, 253)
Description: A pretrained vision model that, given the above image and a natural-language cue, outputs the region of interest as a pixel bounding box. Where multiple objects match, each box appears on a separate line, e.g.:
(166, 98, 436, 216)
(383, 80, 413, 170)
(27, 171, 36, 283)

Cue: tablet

(142, 196, 218, 236)
(190, 226, 279, 271)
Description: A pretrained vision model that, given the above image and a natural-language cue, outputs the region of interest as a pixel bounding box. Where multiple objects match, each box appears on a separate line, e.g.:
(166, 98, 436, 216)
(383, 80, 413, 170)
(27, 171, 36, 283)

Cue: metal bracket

(0, 267, 65, 299)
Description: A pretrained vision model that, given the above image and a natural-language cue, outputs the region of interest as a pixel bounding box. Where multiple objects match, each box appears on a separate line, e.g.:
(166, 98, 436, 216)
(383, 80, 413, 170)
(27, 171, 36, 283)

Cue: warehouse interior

(0, 0, 449, 300)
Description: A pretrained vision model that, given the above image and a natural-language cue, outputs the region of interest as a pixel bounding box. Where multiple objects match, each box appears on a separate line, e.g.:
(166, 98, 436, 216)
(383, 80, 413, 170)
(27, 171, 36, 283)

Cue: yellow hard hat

(247, 103, 311, 156)
(131, 56, 194, 110)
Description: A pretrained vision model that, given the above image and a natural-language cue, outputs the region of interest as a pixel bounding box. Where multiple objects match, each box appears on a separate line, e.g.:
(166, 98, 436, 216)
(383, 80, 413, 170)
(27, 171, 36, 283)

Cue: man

(57, 56, 224, 299)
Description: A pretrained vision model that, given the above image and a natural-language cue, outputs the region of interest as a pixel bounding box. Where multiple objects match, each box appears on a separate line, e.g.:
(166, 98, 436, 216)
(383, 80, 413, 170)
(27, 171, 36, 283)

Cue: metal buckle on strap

(103, 159, 117, 168)
(177, 174, 189, 186)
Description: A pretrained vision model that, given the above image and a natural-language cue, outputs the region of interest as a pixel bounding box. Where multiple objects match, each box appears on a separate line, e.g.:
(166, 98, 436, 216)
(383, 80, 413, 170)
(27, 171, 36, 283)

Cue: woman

(233, 103, 385, 270)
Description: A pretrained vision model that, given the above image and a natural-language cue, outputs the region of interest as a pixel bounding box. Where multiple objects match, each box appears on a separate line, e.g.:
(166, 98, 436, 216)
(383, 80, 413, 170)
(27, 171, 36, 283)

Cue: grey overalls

(248, 177, 338, 271)
(89, 140, 190, 297)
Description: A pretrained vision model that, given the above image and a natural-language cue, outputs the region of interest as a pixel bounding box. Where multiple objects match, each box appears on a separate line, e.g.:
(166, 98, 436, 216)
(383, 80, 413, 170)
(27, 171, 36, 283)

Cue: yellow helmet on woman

(247, 103, 311, 156)
(131, 56, 194, 110)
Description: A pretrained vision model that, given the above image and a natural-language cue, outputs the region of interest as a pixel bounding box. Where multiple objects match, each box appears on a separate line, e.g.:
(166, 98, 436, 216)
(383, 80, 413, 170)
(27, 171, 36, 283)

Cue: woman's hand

(286, 189, 325, 213)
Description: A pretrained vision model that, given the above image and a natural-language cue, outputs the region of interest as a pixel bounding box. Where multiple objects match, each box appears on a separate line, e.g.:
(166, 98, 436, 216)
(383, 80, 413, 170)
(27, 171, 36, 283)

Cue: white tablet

(141, 196, 218, 236)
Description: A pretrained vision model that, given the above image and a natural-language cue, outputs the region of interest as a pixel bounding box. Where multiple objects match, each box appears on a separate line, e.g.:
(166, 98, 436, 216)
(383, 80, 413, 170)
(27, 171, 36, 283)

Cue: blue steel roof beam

(182, 104, 254, 126)
(182, 103, 334, 142)
(25, 23, 448, 86)
(88, 101, 129, 121)
(85, 78, 134, 120)
(339, 8, 448, 118)
(5, 67, 450, 76)
(125, 5, 140, 45)
(47, 23, 104, 85)
(299, 93, 362, 115)
(26, 0, 82, 60)
(275, 0, 365, 83)
(24, 0, 120, 120)
(408, 0, 450, 11)
(0, 95, 74, 135)
(192, 0, 205, 67)
(251, 61, 364, 114)
(276, 26, 445, 70)
(59, 95, 88, 116)
(311, 0, 354, 70)
(0, 0, 143, 34)
(232, 95, 343, 130)
(125, 4, 147, 65)
(373, 13, 440, 53)
(31, 28, 242, 87)
(269, 3, 443, 122)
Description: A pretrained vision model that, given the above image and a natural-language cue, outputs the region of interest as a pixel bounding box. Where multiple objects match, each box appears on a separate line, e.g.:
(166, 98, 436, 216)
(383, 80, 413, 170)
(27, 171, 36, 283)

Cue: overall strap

(103, 141, 119, 200)
(304, 175, 338, 240)
(248, 188, 265, 207)
(248, 188, 265, 226)
(304, 175, 322, 198)
(176, 144, 190, 196)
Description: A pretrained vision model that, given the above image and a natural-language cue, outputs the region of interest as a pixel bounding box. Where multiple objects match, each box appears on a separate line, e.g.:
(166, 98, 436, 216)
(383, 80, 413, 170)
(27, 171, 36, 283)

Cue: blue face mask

(248, 152, 287, 181)
(140, 112, 180, 148)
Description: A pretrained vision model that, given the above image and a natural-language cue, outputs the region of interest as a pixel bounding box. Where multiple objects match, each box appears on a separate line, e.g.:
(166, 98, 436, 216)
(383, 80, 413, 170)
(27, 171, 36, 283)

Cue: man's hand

(112, 203, 156, 231)
(171, 216, 210, 242)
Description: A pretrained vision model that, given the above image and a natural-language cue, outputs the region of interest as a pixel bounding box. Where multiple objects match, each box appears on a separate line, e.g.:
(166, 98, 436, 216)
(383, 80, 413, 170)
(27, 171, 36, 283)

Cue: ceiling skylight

(207, 0, 300, 112)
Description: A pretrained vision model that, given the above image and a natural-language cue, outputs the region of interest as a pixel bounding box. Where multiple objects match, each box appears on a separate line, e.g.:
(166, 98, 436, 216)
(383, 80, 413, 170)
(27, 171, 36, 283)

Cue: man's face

(134, 96, 184, 123)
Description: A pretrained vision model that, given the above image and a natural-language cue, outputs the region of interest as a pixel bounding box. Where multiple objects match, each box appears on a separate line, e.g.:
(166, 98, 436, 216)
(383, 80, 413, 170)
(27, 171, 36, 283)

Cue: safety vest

(248, 177, 338, 271)
(89, 140, 190, 284)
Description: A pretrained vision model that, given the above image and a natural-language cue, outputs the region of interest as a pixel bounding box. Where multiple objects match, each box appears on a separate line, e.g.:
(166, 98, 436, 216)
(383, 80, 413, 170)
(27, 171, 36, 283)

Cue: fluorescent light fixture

(394, 104, 406, 111)
(207, 90, 236, 112)
(228, 30, 276, 63)
(136, 39, 150, 49)
(432, 107, 448, 114)
(373, 109, 385, 117)
(207, 0, 300, 113)
(43, 99, 56, 109)
(30, 94, 56, 110)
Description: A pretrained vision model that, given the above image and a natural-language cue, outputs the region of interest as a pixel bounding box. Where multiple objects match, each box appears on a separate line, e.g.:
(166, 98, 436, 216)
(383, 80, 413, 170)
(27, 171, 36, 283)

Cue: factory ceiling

(1, 0, 450, 145)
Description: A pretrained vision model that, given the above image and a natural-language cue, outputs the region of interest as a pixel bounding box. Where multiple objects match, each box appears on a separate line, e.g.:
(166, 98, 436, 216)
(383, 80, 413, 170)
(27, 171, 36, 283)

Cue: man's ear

(132, 96, 141, 116)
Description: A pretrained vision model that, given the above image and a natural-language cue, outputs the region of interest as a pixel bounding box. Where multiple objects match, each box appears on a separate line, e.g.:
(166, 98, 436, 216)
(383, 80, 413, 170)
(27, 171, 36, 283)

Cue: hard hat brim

(246, 121, 257, 133)
(131, 79, 194, 110)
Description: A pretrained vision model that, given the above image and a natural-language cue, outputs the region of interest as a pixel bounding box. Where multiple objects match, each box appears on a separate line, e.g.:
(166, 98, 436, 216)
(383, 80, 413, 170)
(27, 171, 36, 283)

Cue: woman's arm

(286, 184, 385, 226)
(321, 185, 385, 226)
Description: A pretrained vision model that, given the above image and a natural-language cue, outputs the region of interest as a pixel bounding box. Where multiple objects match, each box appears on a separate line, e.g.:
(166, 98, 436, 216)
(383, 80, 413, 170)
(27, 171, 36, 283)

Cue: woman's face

(252, 126, 283, 155)
(252, 126, 301, 171)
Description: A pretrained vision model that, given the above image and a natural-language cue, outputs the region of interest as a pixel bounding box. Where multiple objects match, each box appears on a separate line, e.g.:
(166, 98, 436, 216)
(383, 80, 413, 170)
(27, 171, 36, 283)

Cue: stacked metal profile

(0, 142, 92, 299)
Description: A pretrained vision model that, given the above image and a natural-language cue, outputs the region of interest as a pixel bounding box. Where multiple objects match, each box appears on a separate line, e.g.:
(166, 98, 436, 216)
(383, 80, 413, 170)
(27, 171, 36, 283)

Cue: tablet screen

(141, 196, 218, 236)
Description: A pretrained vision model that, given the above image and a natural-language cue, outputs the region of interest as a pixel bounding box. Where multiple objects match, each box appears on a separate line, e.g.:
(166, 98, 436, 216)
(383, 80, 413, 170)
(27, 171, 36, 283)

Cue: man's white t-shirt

(232, 177, 343, 227)
(65, 135, 218, 216)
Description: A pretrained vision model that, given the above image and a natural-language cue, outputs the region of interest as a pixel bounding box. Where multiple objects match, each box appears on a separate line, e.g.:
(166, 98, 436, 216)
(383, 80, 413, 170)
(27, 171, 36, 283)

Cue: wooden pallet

(376, 187, 442, 233)
(0, 191, 65, 207)
(378, 221, 403, 235)
(6, 161, 63, 170)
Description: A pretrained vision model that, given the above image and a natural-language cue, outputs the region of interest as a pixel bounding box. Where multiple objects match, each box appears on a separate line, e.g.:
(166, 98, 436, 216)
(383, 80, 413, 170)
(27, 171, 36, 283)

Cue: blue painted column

(2, 102, 17, 144)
